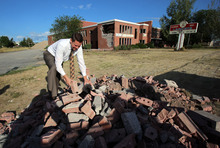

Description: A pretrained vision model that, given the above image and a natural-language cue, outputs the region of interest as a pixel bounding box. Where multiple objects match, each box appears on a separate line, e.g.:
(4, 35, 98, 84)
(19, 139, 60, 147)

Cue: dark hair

(71, 33, 83, 43)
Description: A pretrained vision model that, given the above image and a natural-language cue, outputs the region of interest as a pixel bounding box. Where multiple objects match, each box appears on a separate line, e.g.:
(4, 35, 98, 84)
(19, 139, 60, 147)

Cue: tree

(19, 38, 27, 47)
(0, 36, 15, 47)
(50, 15, 84, 41)
(159, 0, 196, 46)
(191, 9, 220, 44)
(19, 37, 35, 47)
(26, 38, 35, 47)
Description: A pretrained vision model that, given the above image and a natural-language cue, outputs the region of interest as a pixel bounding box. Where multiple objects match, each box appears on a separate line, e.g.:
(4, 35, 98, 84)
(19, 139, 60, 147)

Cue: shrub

(146, 42, 155, 48)
(192, 43, 202, 48)
(136, 43, 147, 48)
(114, 45, 131, 50)
(83, 44, 91, 49)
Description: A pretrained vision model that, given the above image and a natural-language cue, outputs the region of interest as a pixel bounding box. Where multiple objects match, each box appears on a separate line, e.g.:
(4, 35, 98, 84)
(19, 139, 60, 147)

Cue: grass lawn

(0, 48, 219, 115)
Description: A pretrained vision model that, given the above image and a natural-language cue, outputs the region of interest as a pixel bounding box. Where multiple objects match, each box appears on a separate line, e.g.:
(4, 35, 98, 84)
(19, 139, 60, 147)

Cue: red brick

(121, 77, 129, 89)
(135, 97, 153, 107)
(44, 115, 57, 128)
(86, 123, 104, 138)
(155, 108, 169, 124)
(62, 94, 82, 105)
(98, 116, 112, 131)
(168, 109, 176, 119)
(202, 105, 212, 112)
(177, 112, 208, 141)
(70, 80, 79, 94)
(95, 136, 108, 148)
(70, 121, 89, 130)
(113, 134, 136, 148)
(81, 101, 96, 119)
(106, 108, 121, 124)
(41, 129, 63, 147)
(113, 100, 125, 113)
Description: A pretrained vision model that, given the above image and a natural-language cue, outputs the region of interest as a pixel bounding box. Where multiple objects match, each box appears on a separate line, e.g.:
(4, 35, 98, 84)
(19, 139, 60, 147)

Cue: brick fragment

(61, 94, 82, 105)
(104, 128, 126, 143)
(0, 112, 15, 123)
(106, 108, 121, 124)
(92, 96, 102, 114)
(121, 112, 142, 140)
(86, 123, 104, 138)
(81, 101, 96, 119)
(135, 97, 153, 107)
(202, 105, 212, 112)
(95, 136, 108, 148)
(98, 116, 112, 131)
(62, 100, 83, 114)
(44, 115, 57, 128)
(177, 112, 208, 140)
(41, 129, 63, 147)
(70, 80, 79, 93)
(67, 113, 89, 123)
(168, 109, 176, 119)
(144, 126, 158, 140)
(121, 77, 129, 89)
(113, 100, 125, 113)
(155, 108, 169, 124)
(113, 134, 136, 148)
(70, 121, 89, 130)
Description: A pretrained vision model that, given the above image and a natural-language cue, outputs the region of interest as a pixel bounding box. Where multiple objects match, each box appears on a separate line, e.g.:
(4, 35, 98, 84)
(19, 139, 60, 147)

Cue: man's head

(70, 33, 83, 51)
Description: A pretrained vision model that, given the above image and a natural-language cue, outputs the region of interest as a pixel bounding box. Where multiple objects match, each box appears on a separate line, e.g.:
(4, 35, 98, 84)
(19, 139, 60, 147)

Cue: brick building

(48, 19, 159, 49)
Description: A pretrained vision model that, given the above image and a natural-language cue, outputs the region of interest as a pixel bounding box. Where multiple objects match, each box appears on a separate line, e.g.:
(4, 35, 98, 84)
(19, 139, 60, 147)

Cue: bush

(131, 44, 139, 49)
(146, 42, 155, 48)
(114, 45, 131, 50)
(192, 43, 202, 48)
(136, 43, 147, 48)
(83, 44, 91, 49)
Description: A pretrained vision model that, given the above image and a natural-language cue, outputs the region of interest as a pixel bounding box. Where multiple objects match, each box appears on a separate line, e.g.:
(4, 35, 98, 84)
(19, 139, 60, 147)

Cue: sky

(0, 0, 212, 43)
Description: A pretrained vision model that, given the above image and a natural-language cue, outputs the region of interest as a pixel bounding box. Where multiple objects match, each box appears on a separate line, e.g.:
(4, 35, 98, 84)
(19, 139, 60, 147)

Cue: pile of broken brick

(0, 75, 220, 148)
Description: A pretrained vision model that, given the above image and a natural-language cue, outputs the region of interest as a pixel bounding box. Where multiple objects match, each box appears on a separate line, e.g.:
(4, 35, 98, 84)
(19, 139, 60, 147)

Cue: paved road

(0, 49, 45, 75)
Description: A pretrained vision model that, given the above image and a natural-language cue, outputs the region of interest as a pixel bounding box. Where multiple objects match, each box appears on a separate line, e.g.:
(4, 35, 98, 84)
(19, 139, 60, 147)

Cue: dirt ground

(0, 48, 219, 115)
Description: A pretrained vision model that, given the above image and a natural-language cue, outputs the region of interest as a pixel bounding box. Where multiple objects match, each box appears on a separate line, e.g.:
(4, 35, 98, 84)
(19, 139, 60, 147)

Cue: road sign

(170, 22, 199, 34)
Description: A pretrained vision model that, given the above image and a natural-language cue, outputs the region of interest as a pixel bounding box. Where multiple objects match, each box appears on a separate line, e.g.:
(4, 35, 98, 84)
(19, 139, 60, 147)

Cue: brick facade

(48, 19, 159, 49)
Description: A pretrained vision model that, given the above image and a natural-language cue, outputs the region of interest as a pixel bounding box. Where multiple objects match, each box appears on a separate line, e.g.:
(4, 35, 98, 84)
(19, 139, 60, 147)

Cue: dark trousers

(43, 50, 61, 97)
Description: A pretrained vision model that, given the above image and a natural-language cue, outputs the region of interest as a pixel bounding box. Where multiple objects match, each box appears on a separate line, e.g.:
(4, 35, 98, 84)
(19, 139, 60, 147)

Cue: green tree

(0, 36, 15, 47)
(19, 38, 27, 47)
(50, 15, 84, 41)
(26, 37, 35, 47)
(159, 0, 196, 46)
(19, 37, 35, 47)
(191, 9, 220, 43)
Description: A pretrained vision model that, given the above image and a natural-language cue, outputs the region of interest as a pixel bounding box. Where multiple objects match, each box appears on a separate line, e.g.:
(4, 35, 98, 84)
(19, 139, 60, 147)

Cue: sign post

(169, 21, 199, 50)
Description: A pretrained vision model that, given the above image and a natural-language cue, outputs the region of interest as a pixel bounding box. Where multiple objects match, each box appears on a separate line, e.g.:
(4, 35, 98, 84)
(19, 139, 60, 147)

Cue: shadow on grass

(0, 85, 10, 95)
(154, 71, 220, 98)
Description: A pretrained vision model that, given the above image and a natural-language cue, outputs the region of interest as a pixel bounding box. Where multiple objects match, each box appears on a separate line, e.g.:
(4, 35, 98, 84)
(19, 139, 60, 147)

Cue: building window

(122, 38, 124, 45)
(139, 40, 145, 44)
(130, 27, 132, 34)
(135, 29, 137, 39)
(120, 25, 122, 33)
(119, 38, 121, 45)
(140, 29, 146, 33)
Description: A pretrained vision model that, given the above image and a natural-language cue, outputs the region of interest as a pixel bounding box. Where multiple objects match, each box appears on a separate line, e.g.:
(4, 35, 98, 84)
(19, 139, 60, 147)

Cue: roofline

(81, 19, 149, 29)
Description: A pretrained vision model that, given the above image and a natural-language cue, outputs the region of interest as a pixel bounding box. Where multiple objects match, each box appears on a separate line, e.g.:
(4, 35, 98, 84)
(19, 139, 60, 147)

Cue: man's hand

(63, 75, 72, 87)
(83, 75, 91, 85)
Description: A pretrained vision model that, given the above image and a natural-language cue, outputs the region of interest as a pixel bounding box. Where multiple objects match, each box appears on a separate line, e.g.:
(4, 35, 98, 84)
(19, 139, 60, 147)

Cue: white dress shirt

(47, 39, 87, 77)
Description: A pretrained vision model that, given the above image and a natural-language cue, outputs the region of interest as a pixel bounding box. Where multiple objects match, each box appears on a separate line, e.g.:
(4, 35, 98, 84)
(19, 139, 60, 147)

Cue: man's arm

(76, 46, 91, 84)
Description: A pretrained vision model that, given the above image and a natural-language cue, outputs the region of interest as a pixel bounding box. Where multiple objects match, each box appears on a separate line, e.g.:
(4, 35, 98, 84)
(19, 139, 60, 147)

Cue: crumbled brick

(41, 129, 63, 147)
(113, 134, 136, 148)
(81, 101, 96, 119)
